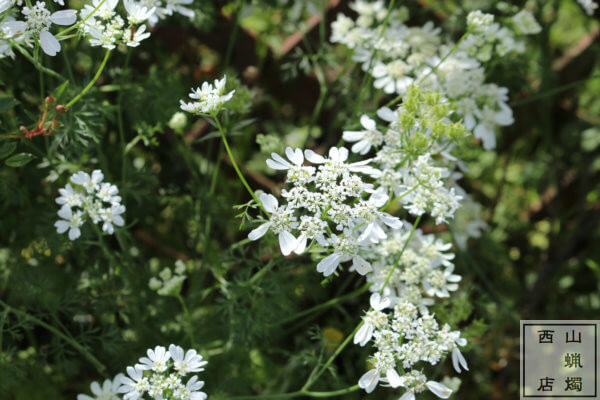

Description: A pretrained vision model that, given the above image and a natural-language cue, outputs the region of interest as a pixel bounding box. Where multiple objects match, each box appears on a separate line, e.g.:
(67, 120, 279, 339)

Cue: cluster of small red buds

(18, 96, 67, 139)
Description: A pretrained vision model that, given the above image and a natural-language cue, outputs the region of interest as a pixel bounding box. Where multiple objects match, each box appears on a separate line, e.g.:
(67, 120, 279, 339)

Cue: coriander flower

(78, 374, 124, 400)
(119, 345, 209, 400)
(316, 231, 371, 276)
(180, 76, 235, 115)
(124, 0, 155, 24)
(137, 345, 171, 372)
(55, 169, 125, 241)
(354, 293, 391, 346)
(451, 336, 469, 373)
(248, 193, 298, 256)
(119, 365, 150, 400)
(267, 147, 315, 185)
(19, 1, 77, 56)
(169, 344, 208, 375)
(55, 206, 84, 240)
(343, 115, 384, 155)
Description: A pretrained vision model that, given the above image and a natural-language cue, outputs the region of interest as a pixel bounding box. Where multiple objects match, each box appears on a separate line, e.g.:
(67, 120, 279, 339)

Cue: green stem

(66, 49, 112, 109)
(224, 385, 360, 400)
(119, 49, 132, 183)
(382, 183, 421, 212)
(0, 300, 106, 374)
(302, 323, 364, 391)
(273, 283, 370, 327)
(14, 43, 65, 81)
(177, 294, 196, 348)
(55, 0, 108, 38)
(380, 215, 421, 291)
(213, 115, 268, 216)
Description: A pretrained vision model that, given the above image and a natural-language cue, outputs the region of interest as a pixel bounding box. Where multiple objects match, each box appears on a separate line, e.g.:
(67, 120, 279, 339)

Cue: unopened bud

(55, 105, 67, 115)
(45, 96, 55, 104)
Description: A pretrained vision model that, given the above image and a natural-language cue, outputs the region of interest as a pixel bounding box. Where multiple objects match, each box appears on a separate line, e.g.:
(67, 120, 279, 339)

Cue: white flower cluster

(180, 76, 236, 115)
(1, 0, 76, 56)
(330, 1, 541, 150)
(355, 294, 468, 398)
(55, 169, 125, 240)
(78, 0, 153, 49)
(248, 146, 405, 276)
(0, 0, 194, 57)
(77, 345, 208, 400)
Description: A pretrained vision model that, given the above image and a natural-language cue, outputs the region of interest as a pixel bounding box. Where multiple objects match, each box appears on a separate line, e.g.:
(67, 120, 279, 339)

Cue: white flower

(451, 336, 469, 373)
(185, 375, 207, 400)
(21, 2, 77, 56)
(266, 147, 315, 185)
(354, 293, 391, 346)
(511, 10, 541, 35)
(100, 204, 126, 234)
(304, 147, 380, 177)
(55, 206, 84, 240)
(124, 0, 155, 24)
(248, 193, 298, 256)
(343, 115, 384, 155)
(423, 265, 461, 298)
(125, 24, 150, 47)
(71, 170, 105, 193)
(372, 60, 414, 94)
(180, 75, 235, 114)
(169, 344, 208, 375)
(316, 232, 371, 276)
(137, 345, 171, 372)
(466, 10, 494, 32)
(77, 374, 124, 400)
(473, 104, 513, 150)
(56, 183, 84, 208)
(118, 366, 150, 400)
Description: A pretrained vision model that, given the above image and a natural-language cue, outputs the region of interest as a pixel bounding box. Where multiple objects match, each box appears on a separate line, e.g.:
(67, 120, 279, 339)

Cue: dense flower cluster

(180, 76, 235, 115)
(248, 146, 403, 275)
(0, 0, 195, 56)
(330, 1, 541, 150)
(55, 169, 125, 240)
(77, 345, 208, 400)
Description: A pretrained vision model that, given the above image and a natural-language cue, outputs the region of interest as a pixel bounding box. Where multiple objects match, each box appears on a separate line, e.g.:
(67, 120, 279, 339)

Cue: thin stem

(224, 0, 243, 68)
(91, 223, 119, 267)
(382, 183, 421, 212)
(272, 283, 370, 327)
(0, 299, 106, 374)
(303, 323, 364, 390)
(213, 115, 268, 216)
(119, 49, 132, 183)
(66, 49, 111, 109)
(224, 385, 360, 400)
(14, 43, 66, 81)
(56, 0, 108, 38)
(353, 0, 396, 114)
(177, 294, 196, 348)
(380, 215, 421, 291)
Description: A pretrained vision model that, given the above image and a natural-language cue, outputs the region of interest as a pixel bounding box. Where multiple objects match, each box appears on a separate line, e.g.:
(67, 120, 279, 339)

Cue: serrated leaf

(0, 142, 17, 160)
(5, 153, 35, 167)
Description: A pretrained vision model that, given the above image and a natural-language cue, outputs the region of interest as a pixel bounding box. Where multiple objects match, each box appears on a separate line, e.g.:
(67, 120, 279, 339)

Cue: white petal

(352, 140, 371, 155)
(259, 193, 278, 213)
(278, 231, 297, 256)
(358, 369, 379, 393)
(316, 253, 341, 276)
(399, 393, 416, 400)
(248, 222, 270, 240)
(352, 255, 372, 275)
(51, 10, 77, 25)
(285, 147, 303, 166)
(342, 130, 365, 142)
(304, 149, 325, 164)
(269, 152, 292, 169)
(353, 323, 373, 346)
(386, 369, 402, 388)
(40, 30, 61, 56)
(55, 221, 69, 233)
(376, 107, 395, 122)
(1, 21, 27, 35)
(426, 381, 452, 399)
(68, 227, 81, 240)
(266, 159, 290, 170)
(293, 233, 307, 255)
(360, 114, 376, 130)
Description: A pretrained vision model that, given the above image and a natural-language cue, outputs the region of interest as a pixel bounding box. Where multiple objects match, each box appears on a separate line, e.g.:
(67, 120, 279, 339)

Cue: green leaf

(0, 96, 19, 112)
(5, 153, 35, 167)
(0, 142, 17, 160)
